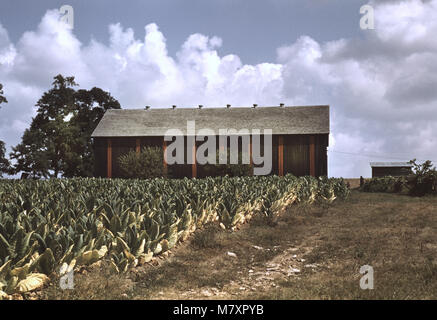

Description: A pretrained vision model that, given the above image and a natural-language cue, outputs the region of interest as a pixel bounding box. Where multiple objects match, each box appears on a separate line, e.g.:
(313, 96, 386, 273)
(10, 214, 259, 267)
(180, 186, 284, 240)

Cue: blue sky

(1, 0, 437, 177)
(1, 0, 367, 64)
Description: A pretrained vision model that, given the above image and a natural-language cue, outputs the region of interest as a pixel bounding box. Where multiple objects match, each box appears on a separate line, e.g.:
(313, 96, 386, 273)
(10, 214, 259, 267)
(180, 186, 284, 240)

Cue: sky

(0, 0, 436, 177)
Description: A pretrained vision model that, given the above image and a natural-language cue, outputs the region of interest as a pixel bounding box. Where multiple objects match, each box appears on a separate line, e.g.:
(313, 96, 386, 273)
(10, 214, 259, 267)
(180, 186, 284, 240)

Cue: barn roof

(370, 162, 413, 168)
(91, 105, 330, 137)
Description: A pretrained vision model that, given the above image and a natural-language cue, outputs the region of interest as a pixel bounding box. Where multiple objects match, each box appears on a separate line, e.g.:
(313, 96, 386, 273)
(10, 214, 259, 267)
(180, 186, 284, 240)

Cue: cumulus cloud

(0, 9, 283, 152)
(277, 0, 437, 176)
(1, 0, 437, 177)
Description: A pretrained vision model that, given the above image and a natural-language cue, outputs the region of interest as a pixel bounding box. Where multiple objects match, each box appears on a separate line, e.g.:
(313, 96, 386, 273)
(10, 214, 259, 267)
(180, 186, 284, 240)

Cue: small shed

(370, 162, 413, 178)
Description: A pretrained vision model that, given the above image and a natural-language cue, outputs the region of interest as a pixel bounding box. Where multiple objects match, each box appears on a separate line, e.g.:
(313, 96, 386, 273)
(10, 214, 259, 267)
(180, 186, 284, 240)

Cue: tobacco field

(0, 175, 349, 297)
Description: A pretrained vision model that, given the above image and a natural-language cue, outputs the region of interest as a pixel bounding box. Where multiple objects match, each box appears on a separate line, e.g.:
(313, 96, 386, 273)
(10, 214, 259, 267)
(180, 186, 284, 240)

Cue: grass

(40, 191, 437, 300)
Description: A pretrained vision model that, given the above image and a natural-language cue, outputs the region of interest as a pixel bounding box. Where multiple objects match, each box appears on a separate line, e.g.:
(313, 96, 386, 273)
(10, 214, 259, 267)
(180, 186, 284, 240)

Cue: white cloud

(375, 0, 437, 49)
(0, 24, 16, 66)
(276, 0, 437, 176)
(1, 1, 437, 178)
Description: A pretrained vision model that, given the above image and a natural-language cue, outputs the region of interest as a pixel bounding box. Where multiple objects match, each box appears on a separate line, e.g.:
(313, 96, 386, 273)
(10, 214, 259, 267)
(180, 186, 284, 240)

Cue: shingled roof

(91, 105, 330, 137)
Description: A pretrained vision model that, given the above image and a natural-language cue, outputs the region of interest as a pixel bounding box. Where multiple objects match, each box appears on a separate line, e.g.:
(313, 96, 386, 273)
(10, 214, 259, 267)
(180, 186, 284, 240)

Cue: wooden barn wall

(271, 136, 279, 176)
(372, 167, 412, 177)
(196, 137, 216, 179)
(167, 136, 191, 179)
(283, 134, 328, 177)
(315, 134, 328, 177)
(196, 136, 253, 178)
(95, 134, 328, 178)
(104, 136, 191, 178)
(283, 135, 309, 176)
(249, 135, 276, 176)
(93, 138, 107, 178)
(112, 138, 136, 178)
(139, 137, 162, 149)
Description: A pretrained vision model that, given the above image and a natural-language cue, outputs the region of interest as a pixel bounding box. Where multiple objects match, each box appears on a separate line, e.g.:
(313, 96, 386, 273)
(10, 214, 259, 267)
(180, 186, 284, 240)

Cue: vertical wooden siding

(282, 134, 328, 177)
(93, 138, 108, 178)
(135, 139, 140, 154)
(315, 134, 328, 177)
(278, 136, 284, 176)
(309, 135, 316, 176)
(284, 135, 309, 176)
(111, 138, 135, 178)
(163, 139, 168, 176)
(94, 133, 328, 178)
(192, 140, 197, 178)
(372, 167, 412, 177)
(107, 139, 112, 178)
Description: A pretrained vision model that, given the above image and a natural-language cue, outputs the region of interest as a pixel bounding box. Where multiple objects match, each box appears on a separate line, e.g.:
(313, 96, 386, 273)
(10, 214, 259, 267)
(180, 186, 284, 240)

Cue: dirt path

(143, 241, 319, 300)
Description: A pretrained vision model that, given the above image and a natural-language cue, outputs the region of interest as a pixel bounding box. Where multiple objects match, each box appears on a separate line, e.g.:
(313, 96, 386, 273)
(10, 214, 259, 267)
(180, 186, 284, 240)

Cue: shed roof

(370, 162, 413, 168)
(91, 105, 330, 137)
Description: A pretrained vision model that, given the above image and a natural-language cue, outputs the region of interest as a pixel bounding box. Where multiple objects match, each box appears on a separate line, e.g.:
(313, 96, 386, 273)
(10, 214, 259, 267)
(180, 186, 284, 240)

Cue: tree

(11, 75, 78, 178)
(9, 128, 51, 178)
(0, 83, 10, 177)
(0, 83, 7, 105)
(407, 159, 437, 196)
(63, 87, 121, 177)
(10, 75, 121, 178)
(0, 141, 10, 177)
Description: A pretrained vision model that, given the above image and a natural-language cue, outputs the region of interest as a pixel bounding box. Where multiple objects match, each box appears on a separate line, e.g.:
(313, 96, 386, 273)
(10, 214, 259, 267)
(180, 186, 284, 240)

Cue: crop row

(0, 175, 349, 296)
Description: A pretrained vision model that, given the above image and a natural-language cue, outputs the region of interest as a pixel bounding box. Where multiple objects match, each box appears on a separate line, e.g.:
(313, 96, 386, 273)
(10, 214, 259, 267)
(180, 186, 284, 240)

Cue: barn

(91, 105, 330, 178)
(370, 162, 413, 178)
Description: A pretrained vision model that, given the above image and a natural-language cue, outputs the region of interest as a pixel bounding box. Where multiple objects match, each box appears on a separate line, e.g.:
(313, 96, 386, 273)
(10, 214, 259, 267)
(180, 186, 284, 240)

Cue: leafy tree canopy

(0, 83, 10, 177)
(10, 75, 121, 178)
(0, 141, 10, 177)
(0, 83, 7, 106)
